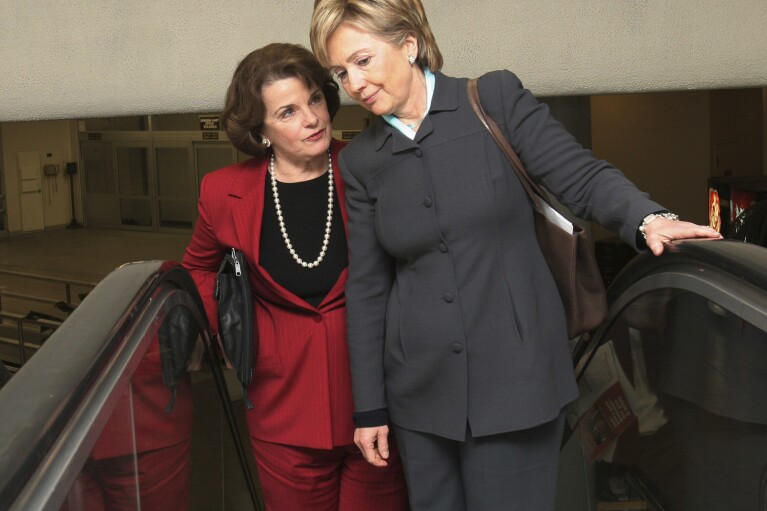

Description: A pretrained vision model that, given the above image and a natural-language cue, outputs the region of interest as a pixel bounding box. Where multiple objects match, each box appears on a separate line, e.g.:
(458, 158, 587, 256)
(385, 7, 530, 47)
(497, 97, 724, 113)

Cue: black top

(260, 172, 347, 307)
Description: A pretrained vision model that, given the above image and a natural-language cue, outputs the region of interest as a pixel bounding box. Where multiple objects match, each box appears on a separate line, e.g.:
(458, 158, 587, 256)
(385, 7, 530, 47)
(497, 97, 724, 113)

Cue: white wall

(0, 0, 765, 122)
(1, 121, 80, 232)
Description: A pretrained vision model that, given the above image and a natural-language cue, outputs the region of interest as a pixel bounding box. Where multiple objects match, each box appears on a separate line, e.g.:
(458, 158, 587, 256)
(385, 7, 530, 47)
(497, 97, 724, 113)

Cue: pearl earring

(408, 55, 415, 65)
(261, 137, 271, 148)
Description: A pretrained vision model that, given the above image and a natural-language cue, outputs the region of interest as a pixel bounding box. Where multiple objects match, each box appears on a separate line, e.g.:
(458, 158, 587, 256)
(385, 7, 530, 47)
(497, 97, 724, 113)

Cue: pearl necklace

(268, 150, 333, 268)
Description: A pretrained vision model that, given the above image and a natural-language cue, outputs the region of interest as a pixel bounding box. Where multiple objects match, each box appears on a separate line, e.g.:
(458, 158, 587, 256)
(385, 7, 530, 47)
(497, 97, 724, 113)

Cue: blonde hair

(310, 0, 443, 72)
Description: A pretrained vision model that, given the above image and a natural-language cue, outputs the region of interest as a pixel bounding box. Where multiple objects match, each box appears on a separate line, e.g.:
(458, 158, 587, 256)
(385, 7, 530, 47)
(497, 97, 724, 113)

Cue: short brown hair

(222, 43, 340, 158)
(310, 0, 443, 72)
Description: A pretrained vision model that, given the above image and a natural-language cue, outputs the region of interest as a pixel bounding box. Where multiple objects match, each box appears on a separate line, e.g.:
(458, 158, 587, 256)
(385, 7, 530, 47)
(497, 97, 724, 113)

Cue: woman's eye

(334, 70, 347, 81)
(281, 108, 295, 119)
(357, 57, 371, 67)
(310, 93, 323, 105)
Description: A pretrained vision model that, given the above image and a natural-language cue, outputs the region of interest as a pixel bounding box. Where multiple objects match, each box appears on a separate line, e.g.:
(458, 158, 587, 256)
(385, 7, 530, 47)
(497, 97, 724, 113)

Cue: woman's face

(260, 77, 332, 163)
(326, 23, 418, 117)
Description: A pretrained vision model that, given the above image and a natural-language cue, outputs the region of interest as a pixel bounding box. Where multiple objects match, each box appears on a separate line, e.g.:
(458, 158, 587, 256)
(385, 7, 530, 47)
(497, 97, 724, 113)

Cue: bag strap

(467, 78, 551, 212)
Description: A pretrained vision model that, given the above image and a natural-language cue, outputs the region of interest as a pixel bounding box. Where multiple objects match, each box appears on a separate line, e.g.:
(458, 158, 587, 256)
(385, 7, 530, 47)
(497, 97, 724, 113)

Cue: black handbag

(214, 248, 255, 408)
(467, 78, 608, 338)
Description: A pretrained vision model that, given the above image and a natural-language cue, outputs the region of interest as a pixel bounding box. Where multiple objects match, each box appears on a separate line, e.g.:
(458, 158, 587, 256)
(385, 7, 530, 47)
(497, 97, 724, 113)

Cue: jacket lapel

(231, 158, 267, 265)
(415, 71, 459, 143)
(373, 71, 461, 152)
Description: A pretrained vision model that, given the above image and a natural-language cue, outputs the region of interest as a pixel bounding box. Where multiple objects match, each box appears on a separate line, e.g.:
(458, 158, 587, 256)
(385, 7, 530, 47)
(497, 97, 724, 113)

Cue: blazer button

(423, 196, 433, 207)
(439, 242, 448, 253)
(414, 148, 423, 157)
(443, 293, 454, 303)
(449, 342, 463, 353)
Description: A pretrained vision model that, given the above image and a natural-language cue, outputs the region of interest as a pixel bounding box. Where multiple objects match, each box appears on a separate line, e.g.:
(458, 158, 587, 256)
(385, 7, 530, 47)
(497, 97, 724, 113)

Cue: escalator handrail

(574, 239, 767, 381)
(564, 239, 767, 450)
(606, 238, 767, 303)
(0, 261, 205, 508)
(12, 287, 204, 510)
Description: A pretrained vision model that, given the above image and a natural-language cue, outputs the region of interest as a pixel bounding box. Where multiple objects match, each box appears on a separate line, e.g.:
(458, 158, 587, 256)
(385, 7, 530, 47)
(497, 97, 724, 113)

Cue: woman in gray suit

(310, 1, 721, 509)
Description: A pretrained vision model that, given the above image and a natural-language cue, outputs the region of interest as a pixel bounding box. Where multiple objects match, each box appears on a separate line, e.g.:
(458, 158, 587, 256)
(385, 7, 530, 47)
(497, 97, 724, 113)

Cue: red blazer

(182, 139, 354, 449)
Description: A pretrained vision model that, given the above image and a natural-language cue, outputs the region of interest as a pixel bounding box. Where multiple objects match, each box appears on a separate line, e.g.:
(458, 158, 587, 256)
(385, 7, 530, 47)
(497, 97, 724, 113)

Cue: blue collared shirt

(382, 69, 435, 140)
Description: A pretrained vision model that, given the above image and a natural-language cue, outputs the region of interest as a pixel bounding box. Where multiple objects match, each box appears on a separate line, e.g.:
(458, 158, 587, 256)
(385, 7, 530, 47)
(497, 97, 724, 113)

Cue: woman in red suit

(182, 43, 409, 511)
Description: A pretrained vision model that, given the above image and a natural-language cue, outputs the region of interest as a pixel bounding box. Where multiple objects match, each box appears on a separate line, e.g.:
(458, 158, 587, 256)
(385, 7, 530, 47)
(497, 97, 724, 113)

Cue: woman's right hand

(354, 426, 390, 467)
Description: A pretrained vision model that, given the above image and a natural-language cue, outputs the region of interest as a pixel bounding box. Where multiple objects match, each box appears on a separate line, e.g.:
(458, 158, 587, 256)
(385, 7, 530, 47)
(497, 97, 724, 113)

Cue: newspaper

(569, 337, 667, 463)
(576, 380, 635, 463)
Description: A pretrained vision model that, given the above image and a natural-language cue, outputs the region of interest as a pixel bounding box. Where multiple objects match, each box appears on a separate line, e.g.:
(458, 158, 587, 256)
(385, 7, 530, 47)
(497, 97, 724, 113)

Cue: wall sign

(199, 115, 220, 130)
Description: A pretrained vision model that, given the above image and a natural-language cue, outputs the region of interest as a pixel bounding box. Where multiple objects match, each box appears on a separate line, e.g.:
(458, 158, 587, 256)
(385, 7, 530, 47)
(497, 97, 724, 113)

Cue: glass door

(155, 142, 196, 230)
(81, 142, 119, 227)
(116, 143, 154, 229)
(78, 125, 240, 232)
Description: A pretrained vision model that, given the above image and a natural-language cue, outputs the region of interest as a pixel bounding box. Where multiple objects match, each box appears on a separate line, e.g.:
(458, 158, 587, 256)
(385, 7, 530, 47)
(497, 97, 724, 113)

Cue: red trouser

(250, 437, 410, 511)
(62, 439, 192, 511)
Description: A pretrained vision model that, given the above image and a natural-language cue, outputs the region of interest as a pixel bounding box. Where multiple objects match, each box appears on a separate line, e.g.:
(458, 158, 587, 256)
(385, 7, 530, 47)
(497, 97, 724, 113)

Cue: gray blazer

(338, 70, 664, 441)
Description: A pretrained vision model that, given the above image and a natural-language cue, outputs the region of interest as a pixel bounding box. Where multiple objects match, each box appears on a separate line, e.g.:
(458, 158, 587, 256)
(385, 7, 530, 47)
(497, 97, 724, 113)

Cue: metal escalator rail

(0, 260, 166, 508)
(0, 260, 261, 511)
(0, 311, 62, 365)
(201, 309, 264, 511)
(0, 261, 167, 505)
(12, 286, 195, 510)
(0, 268, 97, 306)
